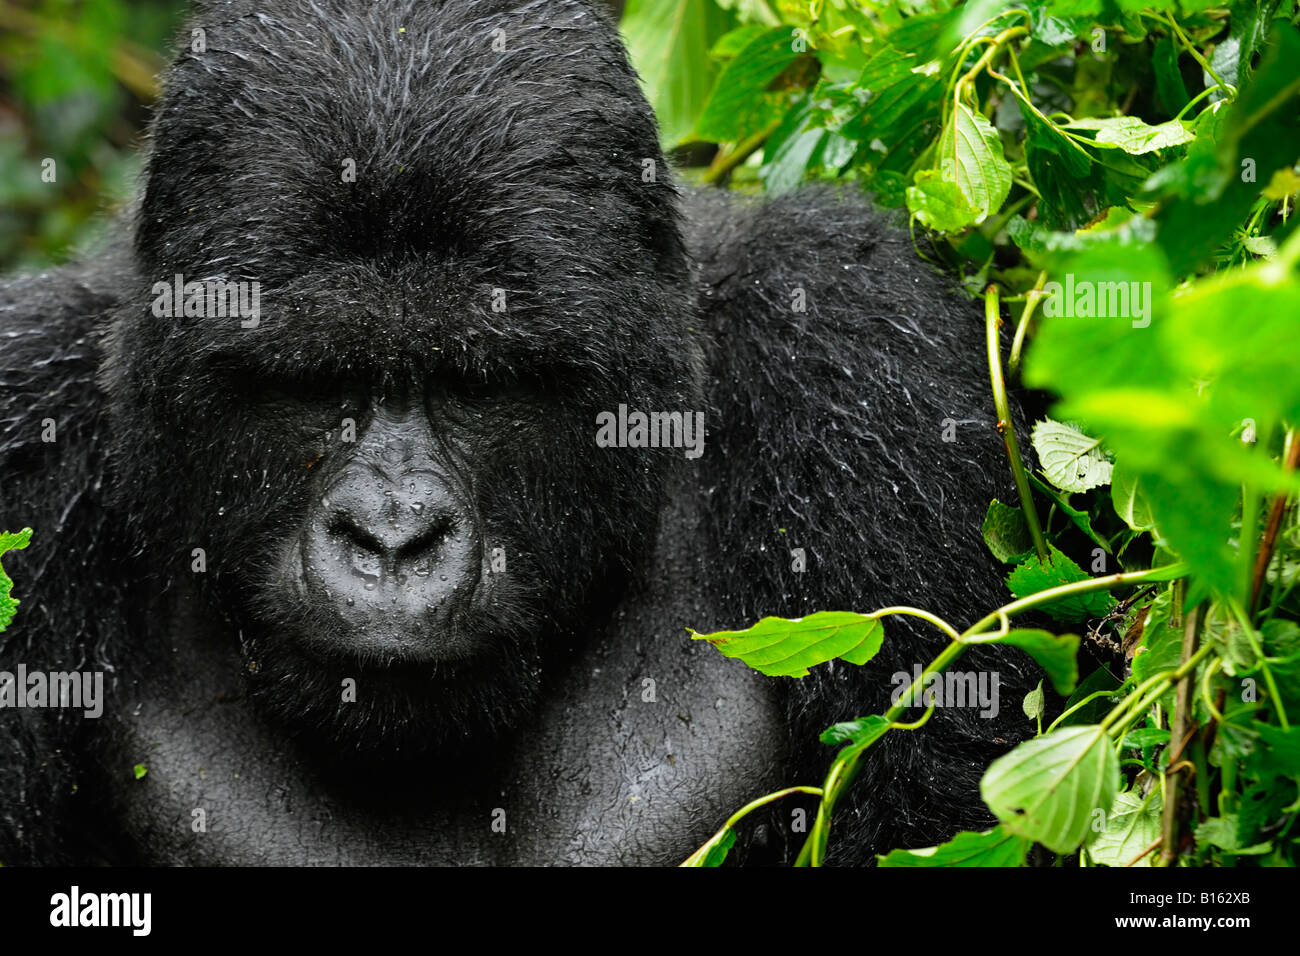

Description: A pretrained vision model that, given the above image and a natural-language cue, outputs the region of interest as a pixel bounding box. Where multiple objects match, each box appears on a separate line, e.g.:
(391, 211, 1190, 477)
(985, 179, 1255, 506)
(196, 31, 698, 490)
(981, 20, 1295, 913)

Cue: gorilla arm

(684, 186, 1037, 863)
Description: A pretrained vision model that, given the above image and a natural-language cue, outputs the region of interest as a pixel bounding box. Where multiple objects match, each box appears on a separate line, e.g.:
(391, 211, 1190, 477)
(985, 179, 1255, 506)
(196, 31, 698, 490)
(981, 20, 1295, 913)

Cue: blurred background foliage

(2, 0, 181, 271)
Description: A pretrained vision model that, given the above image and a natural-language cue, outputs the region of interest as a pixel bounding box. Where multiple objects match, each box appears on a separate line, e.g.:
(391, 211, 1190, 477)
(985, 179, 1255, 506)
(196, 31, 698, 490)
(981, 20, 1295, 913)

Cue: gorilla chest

(93, 603, 786, 866)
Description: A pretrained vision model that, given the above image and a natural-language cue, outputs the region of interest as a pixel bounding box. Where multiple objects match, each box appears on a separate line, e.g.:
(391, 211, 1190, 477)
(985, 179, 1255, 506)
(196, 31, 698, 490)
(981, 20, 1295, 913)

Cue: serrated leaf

(1068, 117, 1195, 154)
(877, 826, 1030, 867)
(1195, 816, 1272, 855)
(935, 101, 1012, 224)
(1005, 544, 1116, 622)
(981, 725, 1121, 854)
(1032, 419, 1113, 493)
(690, 611, 885, 678)
(0, 527, 33, 633)
(1086, 789, 1162, 867)
(906, 168, 978, 231)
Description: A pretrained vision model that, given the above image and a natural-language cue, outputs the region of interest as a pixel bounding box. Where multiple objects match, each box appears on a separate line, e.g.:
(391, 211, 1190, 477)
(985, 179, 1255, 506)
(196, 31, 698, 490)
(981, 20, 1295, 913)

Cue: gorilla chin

(244, 549, 551, 761)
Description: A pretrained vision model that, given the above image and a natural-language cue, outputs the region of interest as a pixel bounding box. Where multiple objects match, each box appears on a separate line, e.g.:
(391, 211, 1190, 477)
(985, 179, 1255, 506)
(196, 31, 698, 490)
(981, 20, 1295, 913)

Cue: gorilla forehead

(138, 0, 681, 280)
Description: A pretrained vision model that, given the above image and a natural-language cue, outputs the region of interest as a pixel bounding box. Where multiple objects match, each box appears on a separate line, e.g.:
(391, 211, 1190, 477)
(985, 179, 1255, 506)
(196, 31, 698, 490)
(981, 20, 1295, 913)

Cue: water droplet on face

(363, 580, 377, 591)
(345, 597, 355, 607)
(438, 574, 447, 583)
(411, 502, 424, 514)
(217, 507, 226, 516)
(414, 566, 430, 577)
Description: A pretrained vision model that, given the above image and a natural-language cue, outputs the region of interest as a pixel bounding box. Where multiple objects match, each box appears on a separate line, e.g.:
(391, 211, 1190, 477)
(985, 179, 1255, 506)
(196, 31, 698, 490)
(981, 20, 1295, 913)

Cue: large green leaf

(620, 0, 736, 147)
(694, 27, 816, 142)
(878, 826, 1030, 867)
(934, 101, 1012, 224)
(690, 611, 885, 677)
(981, 725, 1121, 853)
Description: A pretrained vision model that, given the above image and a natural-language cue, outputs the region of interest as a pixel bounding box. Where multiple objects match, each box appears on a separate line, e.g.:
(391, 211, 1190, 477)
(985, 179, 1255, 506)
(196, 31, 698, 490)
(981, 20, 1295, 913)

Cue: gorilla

(0, 0, 1033, 865)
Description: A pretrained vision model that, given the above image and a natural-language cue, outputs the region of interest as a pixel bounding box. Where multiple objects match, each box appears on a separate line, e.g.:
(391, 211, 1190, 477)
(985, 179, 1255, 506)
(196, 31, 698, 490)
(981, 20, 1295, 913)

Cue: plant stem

(1158, 605, 1201, 866)
(985, 284, 1048, 561)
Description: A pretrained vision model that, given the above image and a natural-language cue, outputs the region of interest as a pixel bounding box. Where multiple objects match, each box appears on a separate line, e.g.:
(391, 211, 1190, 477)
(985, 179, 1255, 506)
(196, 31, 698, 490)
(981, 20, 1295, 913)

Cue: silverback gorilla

(0, 0, 1034, 865)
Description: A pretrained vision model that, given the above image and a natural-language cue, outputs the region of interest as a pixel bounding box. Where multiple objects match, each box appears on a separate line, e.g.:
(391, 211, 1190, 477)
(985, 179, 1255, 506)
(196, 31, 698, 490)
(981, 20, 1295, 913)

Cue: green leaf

(681, 826, 737, 867)
(934, 101, 1012, 224)
(694, 27, 817, 143)
(906, 168, 978, 231)
(982, 499, 1035, 564)
(842, 46, 942, 174)
(132, 763, 149, 780)
(878, 826, 1030, 867)
(1022, 680, 1045, 722)
(1153, 23, 1300, 275)
(1152, 35, 1189, 116)
(1195, 816, 1273, 855)
(1005, 544, 1116, 622)
(689, 611, 885, 677)
(1132, 588, 1185, 687)
(0, 527, 33, 633)
(1032, 419, 1113, 493)
(1122, 728, 1171, 750)
(620, 0, 736, 147)
(1060, 666, 1123, 727)
(759, 100, 825, 195)
(981, 724, 1121, 854)
(709, 23, 767, 59)
(1067, 117, 1195, 154)
(820, 714, 890, 748)
(1111, 464, 1156, 533)
(1020, 105, 1106, 230)
(1086, 789, 1162, 867)
(995, 629, 1081, 696)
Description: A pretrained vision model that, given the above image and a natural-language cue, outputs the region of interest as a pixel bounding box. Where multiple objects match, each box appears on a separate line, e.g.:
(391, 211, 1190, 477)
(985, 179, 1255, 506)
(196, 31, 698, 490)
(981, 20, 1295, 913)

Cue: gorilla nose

(302, 470, 477, 626)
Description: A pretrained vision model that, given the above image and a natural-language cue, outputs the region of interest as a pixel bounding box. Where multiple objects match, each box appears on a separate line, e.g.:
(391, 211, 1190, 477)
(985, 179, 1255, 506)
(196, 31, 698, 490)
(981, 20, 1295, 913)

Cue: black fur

(0, 0, 1031, 865)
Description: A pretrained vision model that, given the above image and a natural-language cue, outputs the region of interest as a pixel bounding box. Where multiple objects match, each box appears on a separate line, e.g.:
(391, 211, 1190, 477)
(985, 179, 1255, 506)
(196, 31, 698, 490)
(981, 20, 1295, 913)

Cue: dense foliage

(622, 0, 1300, 867)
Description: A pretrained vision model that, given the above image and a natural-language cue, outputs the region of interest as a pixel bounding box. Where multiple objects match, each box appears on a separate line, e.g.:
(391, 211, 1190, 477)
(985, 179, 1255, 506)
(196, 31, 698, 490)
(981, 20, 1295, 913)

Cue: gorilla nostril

(394, 514, 456, 564)
(326, 514, 387, 557)
(325, 506, 458, 571)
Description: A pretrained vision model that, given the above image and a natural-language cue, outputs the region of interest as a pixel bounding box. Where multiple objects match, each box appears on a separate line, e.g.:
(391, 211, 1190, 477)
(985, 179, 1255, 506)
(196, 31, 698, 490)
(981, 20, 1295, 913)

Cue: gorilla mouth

(280, 533, 496, 665)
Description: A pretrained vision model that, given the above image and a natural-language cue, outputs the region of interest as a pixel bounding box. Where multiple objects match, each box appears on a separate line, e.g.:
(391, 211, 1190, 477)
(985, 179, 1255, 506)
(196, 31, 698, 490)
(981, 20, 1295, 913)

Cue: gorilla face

(100, 0, 702, 755)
